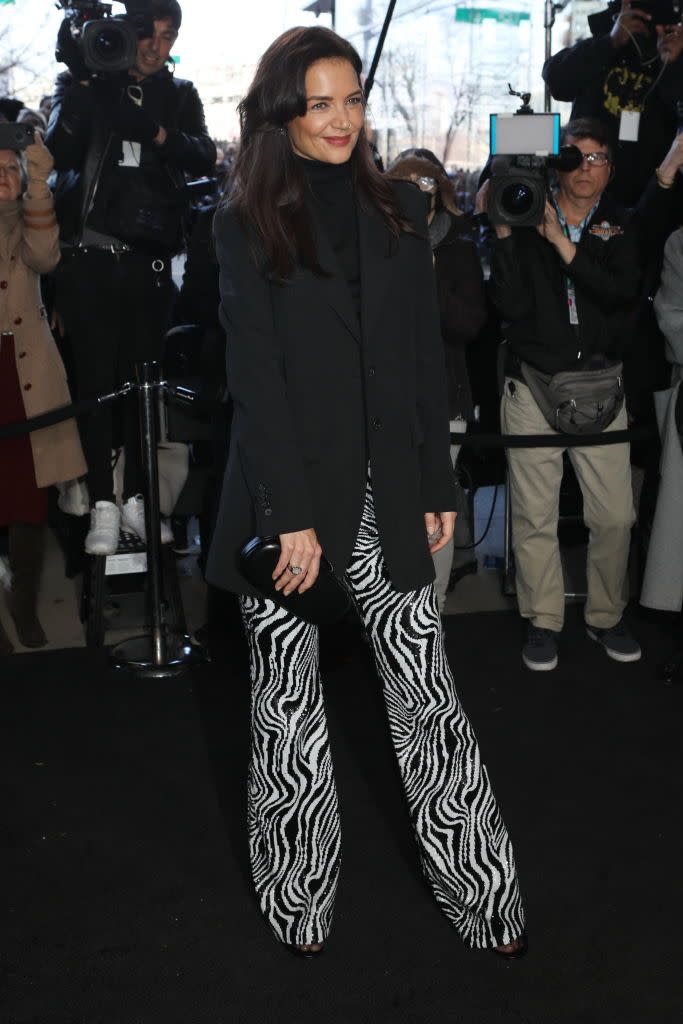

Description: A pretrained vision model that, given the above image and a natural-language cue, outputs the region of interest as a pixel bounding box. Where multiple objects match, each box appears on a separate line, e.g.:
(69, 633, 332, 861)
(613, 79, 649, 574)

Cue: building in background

(338, 1, 556, 171)
(2, 1, 586, 174)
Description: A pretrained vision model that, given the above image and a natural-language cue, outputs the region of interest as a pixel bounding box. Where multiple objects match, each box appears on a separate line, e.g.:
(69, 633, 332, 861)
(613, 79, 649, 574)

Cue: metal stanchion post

(110, 361, 199, 678)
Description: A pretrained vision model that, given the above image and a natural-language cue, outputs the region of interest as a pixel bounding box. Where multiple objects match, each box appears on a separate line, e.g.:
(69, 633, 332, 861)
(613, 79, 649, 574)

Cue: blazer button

(371, 417, 382, 430)
(368, 366, 376, 377)
(264, 508, 272, 517)
(24, 382, 32, 391)
(0, 281, 7, 289)
(18, 351, 26, 359)
(14, 317, 22, 325)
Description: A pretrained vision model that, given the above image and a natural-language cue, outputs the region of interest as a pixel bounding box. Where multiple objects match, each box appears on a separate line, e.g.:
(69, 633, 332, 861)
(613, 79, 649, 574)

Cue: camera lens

(501, 182, 534, 218)
(81, 18, 138, 73)
(93, 27, 127, 63)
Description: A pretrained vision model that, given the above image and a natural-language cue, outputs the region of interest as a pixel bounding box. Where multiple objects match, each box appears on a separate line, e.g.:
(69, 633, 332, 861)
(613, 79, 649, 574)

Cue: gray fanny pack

(520, 361, 624, 435)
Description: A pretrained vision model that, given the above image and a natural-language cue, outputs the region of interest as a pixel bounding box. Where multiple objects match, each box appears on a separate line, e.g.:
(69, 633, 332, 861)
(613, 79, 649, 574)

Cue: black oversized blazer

(205, 180, 458, 597)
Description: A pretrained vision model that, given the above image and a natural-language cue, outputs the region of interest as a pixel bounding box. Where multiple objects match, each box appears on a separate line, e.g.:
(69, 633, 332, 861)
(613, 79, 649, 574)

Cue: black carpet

(3, 608, 683, 1024)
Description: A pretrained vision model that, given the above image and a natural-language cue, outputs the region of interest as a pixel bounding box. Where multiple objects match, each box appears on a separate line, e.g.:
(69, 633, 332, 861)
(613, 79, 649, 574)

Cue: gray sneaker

(587, 618, 641, 663)
(522, 625, 559, 671)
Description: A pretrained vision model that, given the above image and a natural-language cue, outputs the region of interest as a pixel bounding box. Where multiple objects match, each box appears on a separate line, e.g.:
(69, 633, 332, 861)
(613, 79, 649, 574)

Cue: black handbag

(239, 536, 353, 626)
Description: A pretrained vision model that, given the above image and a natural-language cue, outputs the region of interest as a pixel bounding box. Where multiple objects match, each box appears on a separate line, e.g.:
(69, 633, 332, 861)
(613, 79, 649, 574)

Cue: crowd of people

(0, 0, 682, 961)
(0, 0, 681, 677)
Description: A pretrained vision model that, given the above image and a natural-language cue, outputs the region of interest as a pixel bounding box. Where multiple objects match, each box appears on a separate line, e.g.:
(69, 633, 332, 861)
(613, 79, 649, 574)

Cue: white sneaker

(120, 494, 173, 546)
(85, 501, 121, 556)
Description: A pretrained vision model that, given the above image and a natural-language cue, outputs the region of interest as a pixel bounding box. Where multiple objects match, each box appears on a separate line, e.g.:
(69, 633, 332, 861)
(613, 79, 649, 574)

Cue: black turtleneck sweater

(299, 156, 361, 320)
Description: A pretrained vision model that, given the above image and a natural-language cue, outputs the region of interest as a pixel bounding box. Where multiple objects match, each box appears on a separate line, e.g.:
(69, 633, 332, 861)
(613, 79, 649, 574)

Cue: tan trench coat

(0, 193, 86, 488)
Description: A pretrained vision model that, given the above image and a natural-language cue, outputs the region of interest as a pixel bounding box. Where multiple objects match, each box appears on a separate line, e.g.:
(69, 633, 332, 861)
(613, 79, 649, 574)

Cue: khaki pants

(501, 378, 635, 632)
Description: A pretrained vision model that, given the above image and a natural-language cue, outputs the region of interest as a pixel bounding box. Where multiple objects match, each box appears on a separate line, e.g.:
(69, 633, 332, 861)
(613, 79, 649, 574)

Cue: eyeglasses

(578, 152, 610, 167)
(415, 175, 437, 192)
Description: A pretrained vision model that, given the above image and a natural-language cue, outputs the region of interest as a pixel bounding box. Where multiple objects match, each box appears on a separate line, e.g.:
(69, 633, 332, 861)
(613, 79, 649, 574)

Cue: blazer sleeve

(397, 185, 458, 511)
(21, 193, 61, 276)
(214, 206, 315, 536)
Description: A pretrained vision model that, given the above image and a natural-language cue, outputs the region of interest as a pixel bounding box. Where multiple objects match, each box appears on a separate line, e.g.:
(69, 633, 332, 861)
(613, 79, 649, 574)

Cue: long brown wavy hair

(227, 26, 415, 279)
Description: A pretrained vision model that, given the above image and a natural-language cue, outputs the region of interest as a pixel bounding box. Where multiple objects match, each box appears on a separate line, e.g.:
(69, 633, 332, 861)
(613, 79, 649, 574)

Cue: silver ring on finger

(288, 565, 304, 576)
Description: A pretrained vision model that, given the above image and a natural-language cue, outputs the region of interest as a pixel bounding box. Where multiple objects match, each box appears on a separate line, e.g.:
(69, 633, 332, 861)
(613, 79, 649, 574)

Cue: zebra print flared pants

(239, 482, 525, 948)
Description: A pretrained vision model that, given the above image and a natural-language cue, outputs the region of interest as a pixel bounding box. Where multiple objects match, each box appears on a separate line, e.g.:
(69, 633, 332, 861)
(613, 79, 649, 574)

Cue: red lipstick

(323, 135, 352, 147)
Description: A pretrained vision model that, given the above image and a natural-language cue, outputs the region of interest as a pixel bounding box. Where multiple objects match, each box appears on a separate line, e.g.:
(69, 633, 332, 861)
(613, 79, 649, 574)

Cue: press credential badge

(618, 110, 640, 143)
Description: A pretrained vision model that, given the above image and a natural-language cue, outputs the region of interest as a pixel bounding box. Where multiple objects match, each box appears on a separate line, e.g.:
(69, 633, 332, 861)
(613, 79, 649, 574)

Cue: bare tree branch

(442, 75, 481, 165)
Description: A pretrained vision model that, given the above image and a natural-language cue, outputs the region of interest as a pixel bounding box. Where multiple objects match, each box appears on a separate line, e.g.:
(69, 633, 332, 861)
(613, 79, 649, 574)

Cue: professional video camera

(55, 0, 154, 75)
(487, 86, 583, 228)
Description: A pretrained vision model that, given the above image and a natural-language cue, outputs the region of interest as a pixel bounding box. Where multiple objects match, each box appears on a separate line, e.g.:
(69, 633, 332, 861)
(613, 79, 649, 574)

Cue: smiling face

(558, 136, 611, 206)
(287, 58, 365, 164)
(132, 17, 178, 79)
(0, 150, 22, 202)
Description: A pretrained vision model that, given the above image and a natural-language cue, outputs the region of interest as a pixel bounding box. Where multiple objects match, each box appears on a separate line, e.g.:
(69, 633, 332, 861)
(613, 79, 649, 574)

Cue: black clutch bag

(238, 536, 353, 626)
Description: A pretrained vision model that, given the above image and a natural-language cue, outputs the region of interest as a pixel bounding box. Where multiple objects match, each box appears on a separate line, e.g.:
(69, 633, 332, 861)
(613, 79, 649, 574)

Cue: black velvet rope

(0, 388, 128, 441)
(0, 384, 655, 449)
(452, 426, 655, 448)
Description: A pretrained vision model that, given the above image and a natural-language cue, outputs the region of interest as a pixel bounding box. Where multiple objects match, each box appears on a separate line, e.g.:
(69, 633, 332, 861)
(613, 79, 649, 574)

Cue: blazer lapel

(308, 205, 362, 344)
(358, 201, 395, 341)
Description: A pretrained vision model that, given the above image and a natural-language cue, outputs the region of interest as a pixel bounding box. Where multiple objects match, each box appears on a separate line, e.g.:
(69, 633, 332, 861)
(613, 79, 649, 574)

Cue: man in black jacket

(481, 118, 643, 671)
(45, 0, 216, 555)
(543, 1, 683, 206)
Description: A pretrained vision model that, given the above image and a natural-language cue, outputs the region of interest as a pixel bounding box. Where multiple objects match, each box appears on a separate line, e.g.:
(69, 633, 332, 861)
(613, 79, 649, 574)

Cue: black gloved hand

(56, 17, 90, 82)
(101, 89, 160, 145)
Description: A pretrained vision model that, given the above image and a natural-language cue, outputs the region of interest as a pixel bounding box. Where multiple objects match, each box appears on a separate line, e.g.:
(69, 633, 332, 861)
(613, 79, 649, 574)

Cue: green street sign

(455, 7, 530, 26)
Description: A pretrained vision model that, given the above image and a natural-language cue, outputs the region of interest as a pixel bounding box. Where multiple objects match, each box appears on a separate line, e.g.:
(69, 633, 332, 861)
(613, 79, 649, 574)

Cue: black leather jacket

(45, 68, 216, 253)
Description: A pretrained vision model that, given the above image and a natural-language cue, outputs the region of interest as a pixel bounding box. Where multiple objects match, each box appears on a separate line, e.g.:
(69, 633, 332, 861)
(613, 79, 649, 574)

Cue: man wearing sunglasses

(481, 118, 644, 671)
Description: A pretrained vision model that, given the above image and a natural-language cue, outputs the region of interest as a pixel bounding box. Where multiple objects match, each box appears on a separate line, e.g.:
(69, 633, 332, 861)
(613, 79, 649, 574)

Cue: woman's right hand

(25, 130, 54, 183)
(273, 528, 322, 596)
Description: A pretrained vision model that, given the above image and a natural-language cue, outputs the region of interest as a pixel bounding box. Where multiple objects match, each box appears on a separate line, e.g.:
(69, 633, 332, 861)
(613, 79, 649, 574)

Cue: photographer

(479, 118, 642, 671)
(542, 1, 683, 206)
(45, 0, 215, 556)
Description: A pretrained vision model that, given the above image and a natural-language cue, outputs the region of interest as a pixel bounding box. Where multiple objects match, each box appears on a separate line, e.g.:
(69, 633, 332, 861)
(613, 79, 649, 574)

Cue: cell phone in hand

(0, 123, 35, 151)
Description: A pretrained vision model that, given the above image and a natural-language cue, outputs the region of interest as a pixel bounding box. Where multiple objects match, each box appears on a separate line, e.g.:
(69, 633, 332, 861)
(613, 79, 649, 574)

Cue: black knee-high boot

(9, 523, 47, 649)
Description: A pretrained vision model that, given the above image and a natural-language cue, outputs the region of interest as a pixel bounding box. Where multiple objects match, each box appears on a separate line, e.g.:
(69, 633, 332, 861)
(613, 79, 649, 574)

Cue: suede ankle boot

(9, 523, 47, 649)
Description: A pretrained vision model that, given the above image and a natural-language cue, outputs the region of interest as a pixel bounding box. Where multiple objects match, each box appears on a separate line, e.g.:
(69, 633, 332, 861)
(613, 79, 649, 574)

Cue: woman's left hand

(425, 511, 456, 554)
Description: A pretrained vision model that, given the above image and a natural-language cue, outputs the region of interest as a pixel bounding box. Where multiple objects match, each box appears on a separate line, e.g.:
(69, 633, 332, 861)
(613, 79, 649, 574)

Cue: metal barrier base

(110, 633, 203, 679)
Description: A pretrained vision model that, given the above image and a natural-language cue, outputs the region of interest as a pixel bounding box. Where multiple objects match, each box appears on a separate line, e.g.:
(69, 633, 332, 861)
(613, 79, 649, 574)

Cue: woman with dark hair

(388, 148, 486, 610)
(207, 26, 525, 959)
